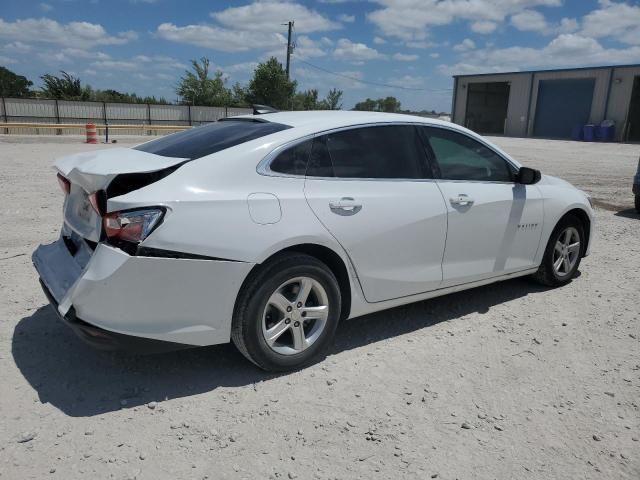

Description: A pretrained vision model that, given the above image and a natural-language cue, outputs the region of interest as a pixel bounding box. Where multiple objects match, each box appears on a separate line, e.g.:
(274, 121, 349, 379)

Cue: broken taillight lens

(57, 173, 71, 195)
(103, 208, 165, 244)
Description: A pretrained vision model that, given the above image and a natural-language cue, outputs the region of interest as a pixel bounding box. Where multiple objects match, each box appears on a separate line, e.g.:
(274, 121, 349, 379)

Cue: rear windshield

(134, 119, 291, 159)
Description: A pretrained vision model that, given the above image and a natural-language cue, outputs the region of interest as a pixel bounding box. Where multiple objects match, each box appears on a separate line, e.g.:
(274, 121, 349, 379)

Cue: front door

(304, 125, 447, 303)
(420, 126, 543, 287)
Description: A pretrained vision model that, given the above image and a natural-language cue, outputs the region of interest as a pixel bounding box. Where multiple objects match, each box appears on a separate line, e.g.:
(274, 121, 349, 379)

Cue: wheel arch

(558, 207, 591, 256)
(239, 243, 353, 321)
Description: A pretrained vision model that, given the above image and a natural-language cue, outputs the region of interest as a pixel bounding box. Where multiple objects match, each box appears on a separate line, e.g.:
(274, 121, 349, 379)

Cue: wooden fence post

(188, 104, 192, 126)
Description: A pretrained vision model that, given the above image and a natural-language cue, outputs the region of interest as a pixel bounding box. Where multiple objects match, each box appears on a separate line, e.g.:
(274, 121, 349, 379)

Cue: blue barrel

(596, 125, 615, 142)
(571, 126, 583, 141)
(583, 125, 595, 142)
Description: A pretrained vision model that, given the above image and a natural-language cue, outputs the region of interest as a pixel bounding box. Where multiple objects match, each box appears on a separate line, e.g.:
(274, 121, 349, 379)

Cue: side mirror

(517, 167, 541, 185)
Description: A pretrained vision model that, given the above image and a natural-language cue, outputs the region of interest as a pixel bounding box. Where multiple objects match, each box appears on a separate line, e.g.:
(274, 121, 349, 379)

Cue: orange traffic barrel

(86, 123, 97, 144)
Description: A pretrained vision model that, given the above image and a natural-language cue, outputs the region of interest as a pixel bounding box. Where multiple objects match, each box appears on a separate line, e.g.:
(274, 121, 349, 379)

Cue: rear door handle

(329, 197, 362, 216)
(450, 194, 474, 206)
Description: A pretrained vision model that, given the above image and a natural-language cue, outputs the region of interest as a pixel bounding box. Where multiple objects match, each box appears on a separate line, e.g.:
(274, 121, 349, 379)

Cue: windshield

(134, 119, 291, 159)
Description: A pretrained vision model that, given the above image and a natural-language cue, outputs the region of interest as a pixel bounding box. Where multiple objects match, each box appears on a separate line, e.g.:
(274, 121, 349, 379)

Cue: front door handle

(329, 197, 362, 216)
(450, 194, 474, 206)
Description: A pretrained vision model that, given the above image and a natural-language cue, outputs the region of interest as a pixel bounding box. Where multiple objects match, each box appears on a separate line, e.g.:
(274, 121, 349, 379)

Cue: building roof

(453, 63, 640, 79)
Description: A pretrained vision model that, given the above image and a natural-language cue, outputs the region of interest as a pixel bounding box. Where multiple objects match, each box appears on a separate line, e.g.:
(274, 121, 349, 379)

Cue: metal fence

(0, 97, 252, 135)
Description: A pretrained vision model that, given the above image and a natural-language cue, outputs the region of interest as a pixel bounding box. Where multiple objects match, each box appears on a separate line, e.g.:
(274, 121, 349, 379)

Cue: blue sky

(1, 0, 639, 111)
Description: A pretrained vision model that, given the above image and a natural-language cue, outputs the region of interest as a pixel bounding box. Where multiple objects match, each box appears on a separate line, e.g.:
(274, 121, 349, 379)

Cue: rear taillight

(103, 208, 165, 244)
(57, 173, 71, 195)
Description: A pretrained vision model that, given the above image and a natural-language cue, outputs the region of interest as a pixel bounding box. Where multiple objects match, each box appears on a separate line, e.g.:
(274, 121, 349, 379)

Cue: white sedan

(33, 111, 594, 371)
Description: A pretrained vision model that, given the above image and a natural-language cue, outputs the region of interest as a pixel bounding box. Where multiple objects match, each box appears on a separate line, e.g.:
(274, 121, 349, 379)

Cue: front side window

(306, 125, 426, 179)
(135, 119, 291, 160)
(423, 127, 513, 182)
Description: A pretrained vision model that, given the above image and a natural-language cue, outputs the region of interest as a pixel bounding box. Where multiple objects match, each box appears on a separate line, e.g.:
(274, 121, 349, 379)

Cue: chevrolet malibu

(33, 111, 594, 371)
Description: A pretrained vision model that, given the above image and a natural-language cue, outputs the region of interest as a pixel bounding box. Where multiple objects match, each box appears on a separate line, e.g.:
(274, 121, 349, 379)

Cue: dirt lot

(0, 135, 638, 480)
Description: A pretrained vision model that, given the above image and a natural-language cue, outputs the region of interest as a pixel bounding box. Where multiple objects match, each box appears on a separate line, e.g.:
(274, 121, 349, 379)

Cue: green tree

(379, 96, 401, 112)
(246, 57, 296, 110)
(320, 88, 343, 110)
(353, 96, 401, 112)
(176, 57, 229, 106)
(40, 71, 88, 100)
(230, 82, 249, 107)
(0, 66, 33, 97)
(292, 89, 319, 110)
(353, 98, 377, 111)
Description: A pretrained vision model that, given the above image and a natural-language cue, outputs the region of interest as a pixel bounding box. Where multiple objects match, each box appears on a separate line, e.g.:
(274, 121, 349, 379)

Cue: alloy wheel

(261, 277, 329, 355)
(552, 226, 581, 277)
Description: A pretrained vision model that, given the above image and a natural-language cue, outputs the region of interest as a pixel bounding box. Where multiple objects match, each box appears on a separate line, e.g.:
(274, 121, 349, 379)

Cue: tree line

(0, 58, 405, 112)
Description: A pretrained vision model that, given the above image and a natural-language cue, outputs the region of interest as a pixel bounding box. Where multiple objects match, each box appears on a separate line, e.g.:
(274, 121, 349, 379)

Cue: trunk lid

(55, 148, 186, 242)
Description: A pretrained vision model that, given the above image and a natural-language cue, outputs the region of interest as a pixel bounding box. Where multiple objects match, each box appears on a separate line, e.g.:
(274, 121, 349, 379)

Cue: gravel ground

(0, 135, 639, 480)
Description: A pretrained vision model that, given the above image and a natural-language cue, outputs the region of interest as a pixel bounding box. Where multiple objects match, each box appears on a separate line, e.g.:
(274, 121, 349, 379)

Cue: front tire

(231, 253, 341, 372)
(532, 215, 584, 287)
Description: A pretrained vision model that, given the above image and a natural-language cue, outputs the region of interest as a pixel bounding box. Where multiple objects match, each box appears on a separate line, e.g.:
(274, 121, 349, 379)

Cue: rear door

(420, 126, 543, 287)
(304, 124, 447, 303)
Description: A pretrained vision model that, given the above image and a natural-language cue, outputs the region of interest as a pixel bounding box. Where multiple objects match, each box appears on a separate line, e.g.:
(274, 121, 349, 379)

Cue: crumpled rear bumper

(33, 237, 254, 349)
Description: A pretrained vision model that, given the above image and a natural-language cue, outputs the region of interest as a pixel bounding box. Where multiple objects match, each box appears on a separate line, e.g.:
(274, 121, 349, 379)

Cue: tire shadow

(614, 208, 639, 219)
(12, 277, 549, 417)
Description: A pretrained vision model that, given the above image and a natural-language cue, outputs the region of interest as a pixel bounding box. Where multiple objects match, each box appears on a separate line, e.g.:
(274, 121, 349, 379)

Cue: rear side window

(306, 125, 426, 179)
(422, 127, 513, 182)
(134, 119, 291, 159)
(269, 140, 312, 175)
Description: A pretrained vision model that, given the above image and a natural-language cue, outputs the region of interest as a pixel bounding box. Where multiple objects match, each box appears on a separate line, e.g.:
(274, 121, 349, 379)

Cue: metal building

(451, 64, 640, 142)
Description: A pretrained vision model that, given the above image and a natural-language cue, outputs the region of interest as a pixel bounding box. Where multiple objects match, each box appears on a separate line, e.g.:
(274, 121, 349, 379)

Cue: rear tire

(532, 214, 584, 287)
(231, 253, 341, 372)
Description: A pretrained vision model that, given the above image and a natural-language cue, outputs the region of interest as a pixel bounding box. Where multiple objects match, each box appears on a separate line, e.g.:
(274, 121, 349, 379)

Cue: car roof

(230, 110, 451, 130)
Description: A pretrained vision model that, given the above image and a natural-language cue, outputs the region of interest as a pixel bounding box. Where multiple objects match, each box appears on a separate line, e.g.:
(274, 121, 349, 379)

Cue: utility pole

(285, 20, 294, 80)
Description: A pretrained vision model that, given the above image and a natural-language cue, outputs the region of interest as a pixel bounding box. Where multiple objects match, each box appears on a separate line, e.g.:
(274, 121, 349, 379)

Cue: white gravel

(0, 135, 639, 479)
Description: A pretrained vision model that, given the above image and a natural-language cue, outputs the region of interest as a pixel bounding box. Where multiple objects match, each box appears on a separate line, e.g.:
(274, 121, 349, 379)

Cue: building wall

(453, 72, 531, 137)
(607, 66, 639, 140)
(452, 65, 640, 142)
(526, 68, 610, 136)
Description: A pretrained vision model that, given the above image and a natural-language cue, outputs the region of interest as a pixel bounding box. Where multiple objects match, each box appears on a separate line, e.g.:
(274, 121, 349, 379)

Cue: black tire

(532, 214, 584, 287)
(231, 252, 341, 372)
(635, 194, 640, 214)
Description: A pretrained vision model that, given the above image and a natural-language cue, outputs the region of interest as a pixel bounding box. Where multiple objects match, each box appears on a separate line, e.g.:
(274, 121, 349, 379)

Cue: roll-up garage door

(533, 78, 595, 139)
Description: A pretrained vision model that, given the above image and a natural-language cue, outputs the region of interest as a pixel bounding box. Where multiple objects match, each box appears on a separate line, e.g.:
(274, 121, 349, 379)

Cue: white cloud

(392, 52, 418, 61)
(367, 0, 561, 41)
(39, 3, 53, 12)
(157, 22, 286, 52)
(157, 1, 340, 53)
(580, 0, 640, 45)
(471, 20, 498, 34)
(387, 74, 425, 88)
(333, 38, 385, 62)
(2, 41, 32, 53)
(453, 38, 476, 52)
(511, 9, 548, 32)
(430, 52, 440, 58)
(558, 17, 578, 34)
(212, 1, 340, 33)
(295, 35, 328, 58)
(338, 14, 355, 23)
(441, 33, 640, 76)
(0, 18, 137, 48)
(0, 54, 17, 64)
(373, 36, 387, 45)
